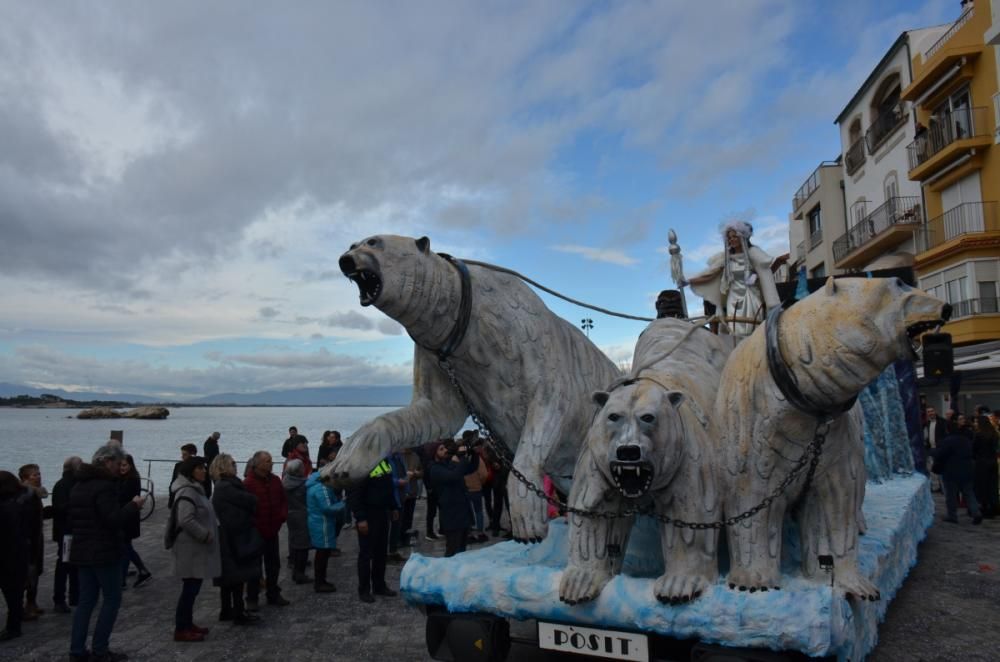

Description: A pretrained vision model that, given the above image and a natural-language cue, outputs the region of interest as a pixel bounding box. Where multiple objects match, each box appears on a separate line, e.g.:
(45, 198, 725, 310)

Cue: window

(945, 276, 967, 304)
(851, 199, 868, 225)
(979, 281, 998, 313)
(884, 173, 898, 201)
(811, 264, 826, 278)
(808, 205, 821, 235)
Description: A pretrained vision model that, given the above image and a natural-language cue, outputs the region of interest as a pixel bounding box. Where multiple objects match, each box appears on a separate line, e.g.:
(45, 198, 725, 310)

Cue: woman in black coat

(972, 416, 999, 518)
(118, 455, 152, 588)
(932, 421, 983, 524)
(210, 454, 261, 625)
(427, 440, 480, 557)
(0, 471, 28, 641)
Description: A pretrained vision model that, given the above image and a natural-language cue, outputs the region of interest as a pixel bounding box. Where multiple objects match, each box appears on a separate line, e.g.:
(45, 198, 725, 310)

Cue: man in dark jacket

(932, 423, 983, 524)
(51, 456, 82, 613)
(0, 471, 28, 641)
(347, 456, 400, 603)
(243, 451, 290, 609)
(68, 444, 144, 662)
(428, 440, 481, 557)
(203, 432, 221, 465)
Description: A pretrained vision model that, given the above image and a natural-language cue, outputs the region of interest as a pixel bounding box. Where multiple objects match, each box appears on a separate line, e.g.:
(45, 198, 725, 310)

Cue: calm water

(0, 406, 398, 496)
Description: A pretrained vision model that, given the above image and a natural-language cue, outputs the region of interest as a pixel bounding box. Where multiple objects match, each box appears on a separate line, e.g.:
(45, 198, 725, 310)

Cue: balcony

(925, 5, 975, 61)
(865, 105, 906, 154)
(792, 160, 839, 211)
(845, 136, 866, 176)
(833, 196, 922, 268)
(915, 201, 999, 252)
(950, 297, 1000, 319)
(907, 106, 993, 180)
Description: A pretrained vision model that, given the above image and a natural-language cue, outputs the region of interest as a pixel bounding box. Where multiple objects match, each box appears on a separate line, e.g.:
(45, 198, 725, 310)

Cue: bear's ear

(592, 391, 610, 408)
(825, 276, 837, 296)
(415, 236, 430, 253)
(667, 391, 684, 408)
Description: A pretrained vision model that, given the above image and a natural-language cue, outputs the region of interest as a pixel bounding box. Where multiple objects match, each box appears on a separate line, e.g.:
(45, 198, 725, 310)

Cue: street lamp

(581, 318, 594, 337)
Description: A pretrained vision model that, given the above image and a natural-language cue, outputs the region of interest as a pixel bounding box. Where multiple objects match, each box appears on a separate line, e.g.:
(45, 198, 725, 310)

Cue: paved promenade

(3, 492, 998, 661)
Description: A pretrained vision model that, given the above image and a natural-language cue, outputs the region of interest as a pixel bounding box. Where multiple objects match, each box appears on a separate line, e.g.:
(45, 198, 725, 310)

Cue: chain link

(439, 358, 830, 530)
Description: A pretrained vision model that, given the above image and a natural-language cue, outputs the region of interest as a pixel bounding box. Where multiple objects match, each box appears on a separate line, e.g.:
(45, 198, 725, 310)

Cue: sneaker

(133, 572, 153, 588)
(245, 598, 259, 612)
(190, 624, 210, 635)
(359, 593, 375, 604)
(173, 629, 205, 643)
(267, 595, 291, 607)
(373, 587, 398, 597)
(53, 602, 71, 614)
(425, 532, 439, 541)
(314, 582, 337, 593)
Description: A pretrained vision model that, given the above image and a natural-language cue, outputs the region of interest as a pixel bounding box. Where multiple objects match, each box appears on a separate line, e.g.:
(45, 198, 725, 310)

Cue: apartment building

(831, 28, 948, 273)
(788, 159, 845, 278)
(901, 0, 1000, 347)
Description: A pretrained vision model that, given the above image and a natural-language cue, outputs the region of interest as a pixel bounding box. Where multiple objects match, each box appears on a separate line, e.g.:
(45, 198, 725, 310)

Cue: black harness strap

(765, 305, 857, 419)
(432, 253, 473, 361)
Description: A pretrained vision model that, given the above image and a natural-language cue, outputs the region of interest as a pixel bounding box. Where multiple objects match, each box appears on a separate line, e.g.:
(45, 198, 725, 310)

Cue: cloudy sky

(0, 0, 958, 399)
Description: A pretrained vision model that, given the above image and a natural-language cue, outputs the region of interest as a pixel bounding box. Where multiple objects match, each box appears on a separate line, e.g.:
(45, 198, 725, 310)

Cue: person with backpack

(166, 457, 221, 643)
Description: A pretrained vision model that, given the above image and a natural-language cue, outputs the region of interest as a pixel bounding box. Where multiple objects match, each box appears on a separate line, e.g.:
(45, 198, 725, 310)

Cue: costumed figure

(687, 220, 779, 336)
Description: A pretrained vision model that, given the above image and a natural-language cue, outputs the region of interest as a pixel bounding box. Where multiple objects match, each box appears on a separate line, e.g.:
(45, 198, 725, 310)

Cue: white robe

(690, 246, 779, 336)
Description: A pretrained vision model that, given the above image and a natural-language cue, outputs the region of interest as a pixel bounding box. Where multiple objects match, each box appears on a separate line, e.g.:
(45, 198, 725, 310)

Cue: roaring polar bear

(326, 235, 620, 542)
(716, 277, 949, 599)
(560, 319, 736, 605)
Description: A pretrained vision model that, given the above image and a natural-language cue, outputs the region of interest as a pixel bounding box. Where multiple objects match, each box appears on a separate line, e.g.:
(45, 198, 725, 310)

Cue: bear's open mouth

(610, 461, 654, 498)
(905, 319, 944, 357)
(346, 269, 382, 307)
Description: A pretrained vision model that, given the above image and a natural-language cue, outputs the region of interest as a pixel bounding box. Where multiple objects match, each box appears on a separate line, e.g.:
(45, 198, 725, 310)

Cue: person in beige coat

(168, 457, 221, 643)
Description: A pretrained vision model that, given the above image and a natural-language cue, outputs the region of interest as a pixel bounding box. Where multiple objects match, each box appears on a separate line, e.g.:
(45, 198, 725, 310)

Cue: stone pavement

(2, 492, 998, 661)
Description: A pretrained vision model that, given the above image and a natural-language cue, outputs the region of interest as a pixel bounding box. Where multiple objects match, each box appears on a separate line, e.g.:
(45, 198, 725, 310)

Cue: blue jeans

(71, 562, 123, 656)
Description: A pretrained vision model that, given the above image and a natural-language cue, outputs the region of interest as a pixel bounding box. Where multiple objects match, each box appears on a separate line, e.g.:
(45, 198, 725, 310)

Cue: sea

(0, 405, 399, 497)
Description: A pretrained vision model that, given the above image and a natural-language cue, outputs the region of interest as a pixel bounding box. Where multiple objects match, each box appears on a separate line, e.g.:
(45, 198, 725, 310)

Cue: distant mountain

(0, 382, 162, 404)
(0, 382, 413, 407)
(187, 385, 412, 406)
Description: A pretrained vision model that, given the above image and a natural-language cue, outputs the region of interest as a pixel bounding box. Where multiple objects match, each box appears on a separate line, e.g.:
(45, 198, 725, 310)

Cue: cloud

(257, 306, 280, 319)
(551, 244, 639, 267)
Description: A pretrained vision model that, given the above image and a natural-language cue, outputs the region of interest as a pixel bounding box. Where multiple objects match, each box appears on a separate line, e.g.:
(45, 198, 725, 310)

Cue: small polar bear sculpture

(326, 235, 621, 542)
(560, 318, 736, 605)
(716, 277, 949, 600)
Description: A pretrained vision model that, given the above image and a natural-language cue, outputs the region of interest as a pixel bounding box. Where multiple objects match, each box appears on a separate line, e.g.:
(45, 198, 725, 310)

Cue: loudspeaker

(922, 333, 953, 377)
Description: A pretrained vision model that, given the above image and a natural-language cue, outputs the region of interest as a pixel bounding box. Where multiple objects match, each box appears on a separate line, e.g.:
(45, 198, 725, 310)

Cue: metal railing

(845, 136, 866, 175)
(865, 104, 906, 153)
(949, 297, 1000, 319)
(809, 227, 823, 250)
(925, 5, 974, 61)
(907, 106, 991, 170)
(792, 161, 839, 210)
(832, 196, 922, 262)
(916, 201, 998, 252)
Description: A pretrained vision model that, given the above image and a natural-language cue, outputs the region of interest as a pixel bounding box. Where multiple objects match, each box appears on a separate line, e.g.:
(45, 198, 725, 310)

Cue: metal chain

(439, 358, 832, 530)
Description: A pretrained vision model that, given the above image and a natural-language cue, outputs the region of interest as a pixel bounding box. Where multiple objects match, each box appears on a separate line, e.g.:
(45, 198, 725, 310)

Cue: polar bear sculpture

(328, 235, 621, 542)
(560, 319, 736, 605)
(715, 277, 949, 599)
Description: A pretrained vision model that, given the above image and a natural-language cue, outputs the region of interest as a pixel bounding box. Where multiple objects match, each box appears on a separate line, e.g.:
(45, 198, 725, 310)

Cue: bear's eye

(349, 242, 358, 250)
(640, 414, 655, 424)
(607, 413, 621, 422)
(366, 238, 379, 247)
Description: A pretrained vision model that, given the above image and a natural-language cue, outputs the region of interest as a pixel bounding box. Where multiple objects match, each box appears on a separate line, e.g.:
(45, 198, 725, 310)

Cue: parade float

(325, 232, 950, 662)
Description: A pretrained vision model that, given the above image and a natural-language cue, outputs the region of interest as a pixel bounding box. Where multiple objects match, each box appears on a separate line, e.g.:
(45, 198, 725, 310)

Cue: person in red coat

(242, 452, 290, 609)
(285, 437, 313, 477)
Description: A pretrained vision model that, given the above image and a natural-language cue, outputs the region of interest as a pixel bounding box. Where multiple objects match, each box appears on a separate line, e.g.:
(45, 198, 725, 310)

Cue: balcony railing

(792, 160, 839, 210)
(865, 104, 906, 153)
(916, 201, 998, 252)
(924, 5, 974, 61)
(949, 297, 999, 319)
(832, 196, 922, 262)
(845, 136, 866, 175)
(907, 106, 991, 170)
(809, 227, 823, 250)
